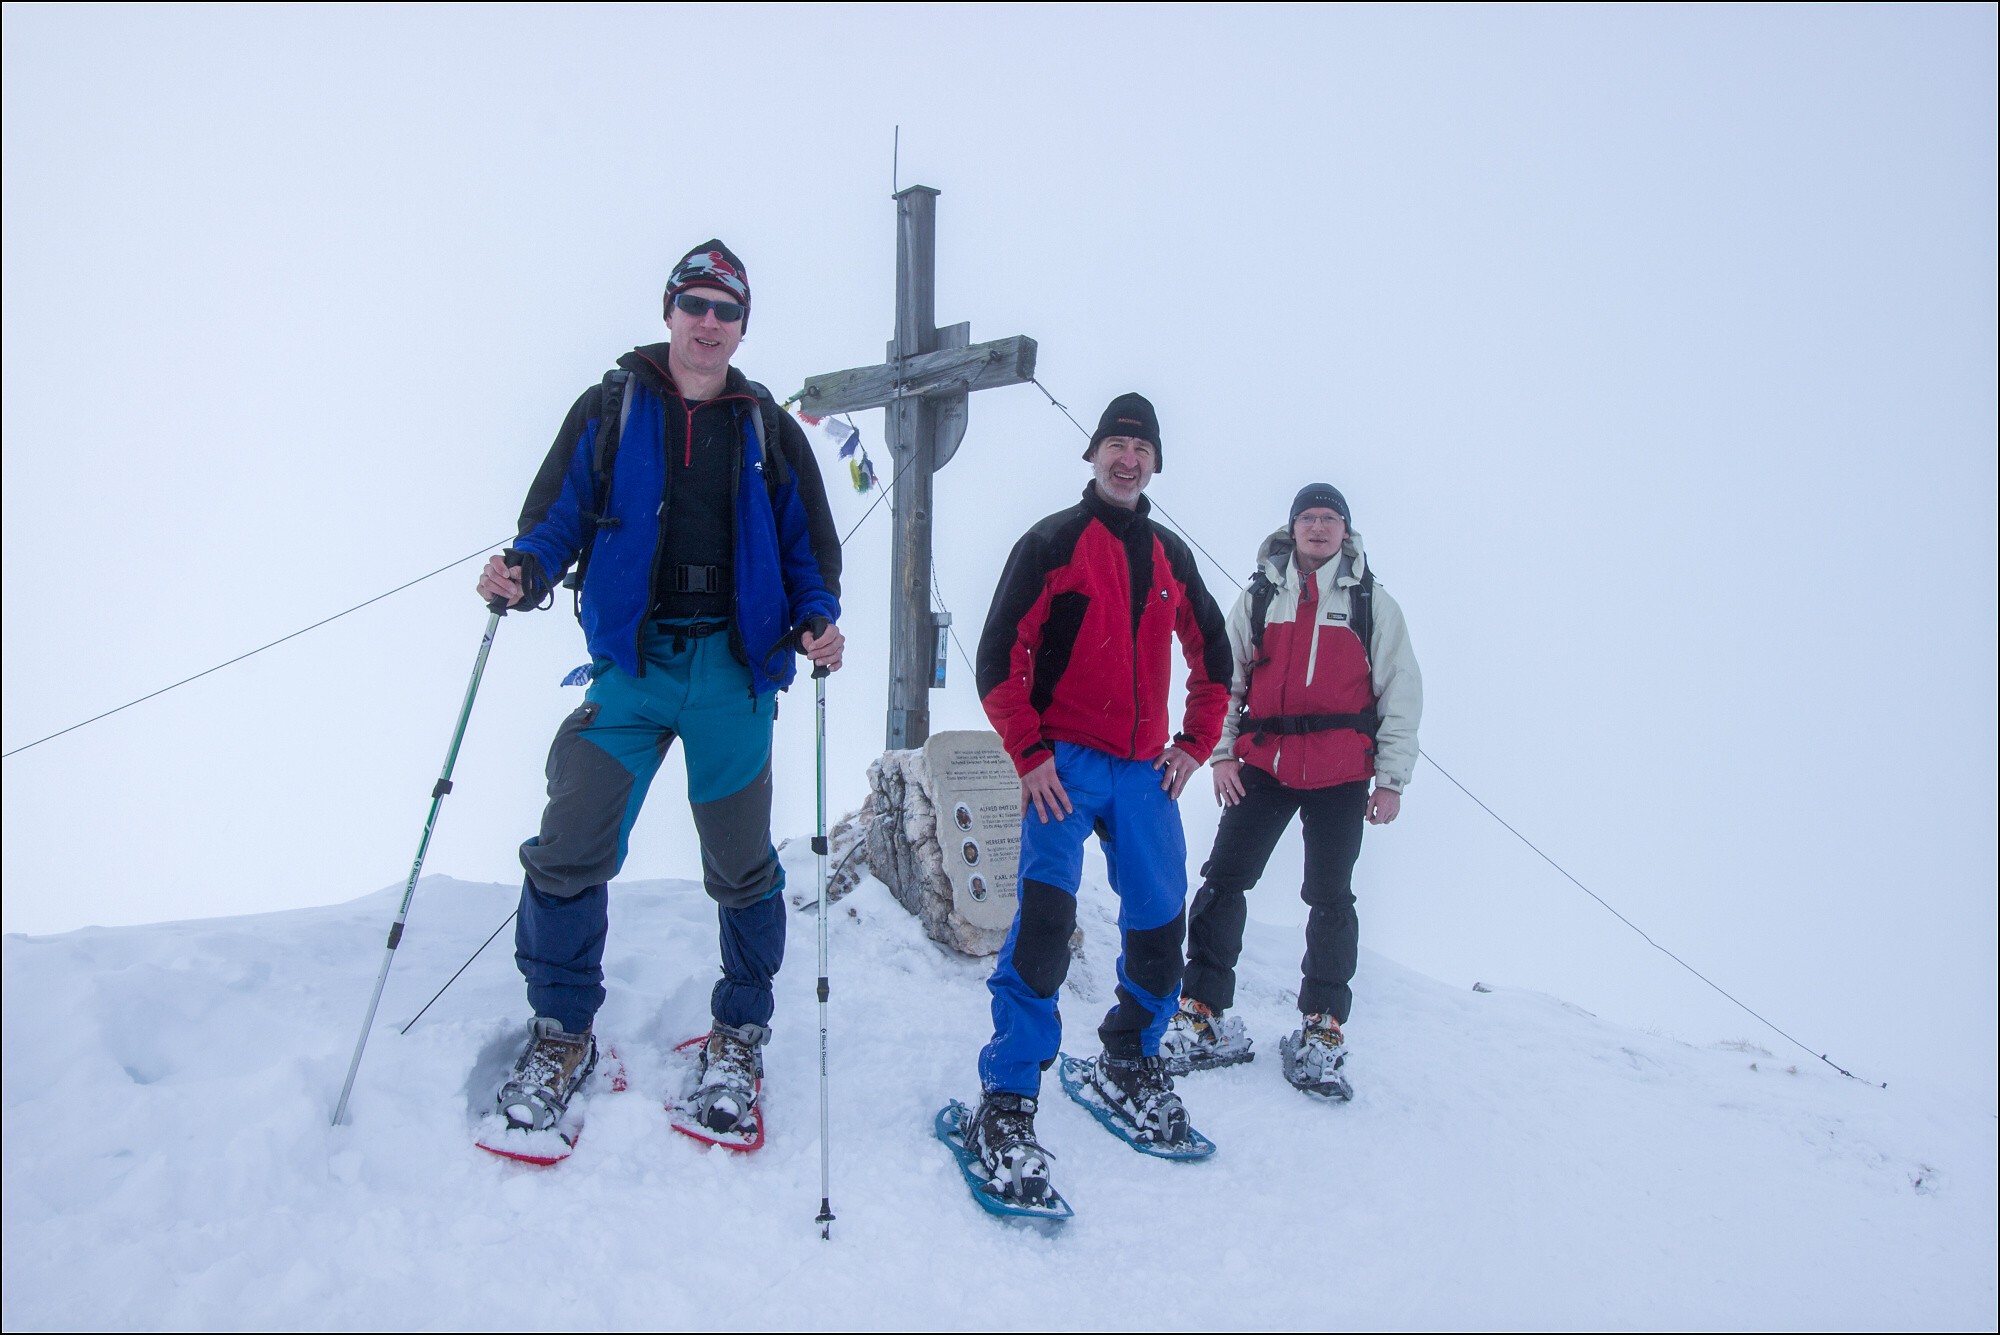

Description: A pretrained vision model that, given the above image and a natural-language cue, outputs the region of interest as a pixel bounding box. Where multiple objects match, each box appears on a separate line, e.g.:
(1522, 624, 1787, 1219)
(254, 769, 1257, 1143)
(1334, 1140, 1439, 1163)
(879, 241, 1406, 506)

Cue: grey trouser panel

(691, 758, 780, 908)
(519, 630, 781, 908)
(521, 701, 651, 899)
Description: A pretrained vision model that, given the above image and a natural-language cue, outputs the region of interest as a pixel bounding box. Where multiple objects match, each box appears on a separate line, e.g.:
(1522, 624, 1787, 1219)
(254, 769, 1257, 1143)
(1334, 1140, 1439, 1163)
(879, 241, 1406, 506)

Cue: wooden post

(887, 187, 939, 751)
(793, 186, 1038, 753)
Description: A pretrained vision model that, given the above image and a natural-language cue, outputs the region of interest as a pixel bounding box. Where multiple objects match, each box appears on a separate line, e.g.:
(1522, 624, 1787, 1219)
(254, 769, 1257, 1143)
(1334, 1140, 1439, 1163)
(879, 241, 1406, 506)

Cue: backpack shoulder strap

(1247, 569, 1279, 657)
(1353, 563, 1376, 665)
(593, 369, 633, 494)
(563, 369, 633, 601)
(741, 380, 792, 491)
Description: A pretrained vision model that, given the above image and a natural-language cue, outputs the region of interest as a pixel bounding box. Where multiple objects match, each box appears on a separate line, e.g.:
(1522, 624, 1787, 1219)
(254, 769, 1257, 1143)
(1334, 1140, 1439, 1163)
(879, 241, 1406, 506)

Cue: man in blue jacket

(474, 240, 844, 1139)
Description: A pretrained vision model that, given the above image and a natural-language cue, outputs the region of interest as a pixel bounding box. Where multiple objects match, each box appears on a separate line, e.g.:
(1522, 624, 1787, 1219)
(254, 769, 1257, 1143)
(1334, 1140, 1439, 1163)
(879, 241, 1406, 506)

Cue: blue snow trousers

(978, 742, 1190, 1096)
(514, 621, 786, 1035)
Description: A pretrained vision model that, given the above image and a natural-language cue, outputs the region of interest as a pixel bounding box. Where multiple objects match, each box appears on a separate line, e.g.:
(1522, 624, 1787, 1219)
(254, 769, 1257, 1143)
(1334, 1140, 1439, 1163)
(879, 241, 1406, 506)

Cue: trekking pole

(811, 652, 835, 1240)
(332, 597, 508, 1126)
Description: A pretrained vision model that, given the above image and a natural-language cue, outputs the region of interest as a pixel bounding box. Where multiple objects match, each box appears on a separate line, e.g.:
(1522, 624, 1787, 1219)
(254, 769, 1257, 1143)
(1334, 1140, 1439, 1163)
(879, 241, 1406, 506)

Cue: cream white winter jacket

(1213, 527, 1424, 791)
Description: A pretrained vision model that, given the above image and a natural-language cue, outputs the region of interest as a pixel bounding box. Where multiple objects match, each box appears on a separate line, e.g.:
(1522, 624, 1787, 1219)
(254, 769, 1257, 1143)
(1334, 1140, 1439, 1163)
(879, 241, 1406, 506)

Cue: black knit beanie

(1289, 482, 1352, 528)
(1084, 392, 1163, 472)
(664, 239, 751, 330)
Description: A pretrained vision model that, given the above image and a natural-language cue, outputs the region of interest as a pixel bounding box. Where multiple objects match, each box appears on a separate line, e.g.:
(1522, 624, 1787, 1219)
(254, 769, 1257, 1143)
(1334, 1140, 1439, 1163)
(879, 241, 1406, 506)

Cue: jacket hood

(620, 343, 758, 402)
(1255, 526, 1369, 587)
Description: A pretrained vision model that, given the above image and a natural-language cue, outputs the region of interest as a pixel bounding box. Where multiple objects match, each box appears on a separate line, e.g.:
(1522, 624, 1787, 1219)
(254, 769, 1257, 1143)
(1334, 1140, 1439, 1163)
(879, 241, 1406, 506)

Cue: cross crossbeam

(799, 186, 1036, 750)
(800, 335, 1037, 417)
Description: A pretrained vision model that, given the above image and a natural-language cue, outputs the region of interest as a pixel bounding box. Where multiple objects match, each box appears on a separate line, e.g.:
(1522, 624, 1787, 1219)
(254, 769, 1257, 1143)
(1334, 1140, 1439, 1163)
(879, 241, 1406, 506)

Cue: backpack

(561, 367, 792, 614)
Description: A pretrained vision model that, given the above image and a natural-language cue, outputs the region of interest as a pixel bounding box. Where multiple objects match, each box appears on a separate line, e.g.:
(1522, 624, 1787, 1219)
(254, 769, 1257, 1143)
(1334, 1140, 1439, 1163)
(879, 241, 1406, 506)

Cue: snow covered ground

(4, 854, 1994, 1331)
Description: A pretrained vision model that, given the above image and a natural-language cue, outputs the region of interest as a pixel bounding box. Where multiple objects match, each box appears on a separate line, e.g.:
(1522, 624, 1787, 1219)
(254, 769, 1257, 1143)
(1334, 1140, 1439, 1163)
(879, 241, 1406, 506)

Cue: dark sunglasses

(673, 293, 745, 323)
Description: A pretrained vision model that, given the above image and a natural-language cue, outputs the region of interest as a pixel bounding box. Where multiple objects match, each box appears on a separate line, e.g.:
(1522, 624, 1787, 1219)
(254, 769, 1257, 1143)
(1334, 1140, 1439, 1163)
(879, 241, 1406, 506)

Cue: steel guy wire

(1028, 377, 1241, 591)
(6, 410, 904, 761)
(3, 539, 510, 759)
(1026, 371, 1877, 1087)
(400, 908, 517, 1035)
(1415, 750, 1874, 1084)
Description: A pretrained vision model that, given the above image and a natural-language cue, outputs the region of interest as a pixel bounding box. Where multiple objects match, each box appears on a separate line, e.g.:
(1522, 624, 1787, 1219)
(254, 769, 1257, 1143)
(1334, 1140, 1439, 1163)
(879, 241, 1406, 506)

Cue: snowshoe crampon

(665, 1032, 765, 1152)
(1279, 1026, 1354, 1102)
(1057, 1054, 1215, 1161)
(935, 1101, 1072, 1221)
(1161, 1005, 1256, 1074)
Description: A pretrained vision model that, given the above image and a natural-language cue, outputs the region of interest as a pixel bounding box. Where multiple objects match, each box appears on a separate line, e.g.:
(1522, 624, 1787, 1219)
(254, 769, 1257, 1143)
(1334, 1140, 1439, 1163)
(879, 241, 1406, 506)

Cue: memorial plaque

(922, 730, 1022, 932)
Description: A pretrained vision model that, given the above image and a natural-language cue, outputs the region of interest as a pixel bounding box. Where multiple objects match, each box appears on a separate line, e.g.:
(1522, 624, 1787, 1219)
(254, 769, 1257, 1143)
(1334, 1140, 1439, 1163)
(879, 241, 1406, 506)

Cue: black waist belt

(670, 563, 725, 595)
(652, 618, 729, 639)
(1239, 709, 1380, 741)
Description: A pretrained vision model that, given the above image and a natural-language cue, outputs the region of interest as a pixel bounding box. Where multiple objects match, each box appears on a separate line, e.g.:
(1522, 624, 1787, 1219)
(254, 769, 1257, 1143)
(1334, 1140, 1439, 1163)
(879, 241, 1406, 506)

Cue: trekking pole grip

(805, 615, 831, 679)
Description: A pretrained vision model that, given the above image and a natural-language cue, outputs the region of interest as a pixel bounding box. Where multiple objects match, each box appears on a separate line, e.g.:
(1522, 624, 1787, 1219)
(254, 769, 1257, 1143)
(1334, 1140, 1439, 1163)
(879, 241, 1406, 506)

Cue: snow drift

(3, 851, 1994, 1330)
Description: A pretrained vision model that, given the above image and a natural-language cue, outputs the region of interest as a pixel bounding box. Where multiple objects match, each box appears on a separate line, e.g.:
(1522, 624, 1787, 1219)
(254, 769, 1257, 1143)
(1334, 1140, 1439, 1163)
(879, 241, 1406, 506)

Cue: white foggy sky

(3, 4, 1994, 1102)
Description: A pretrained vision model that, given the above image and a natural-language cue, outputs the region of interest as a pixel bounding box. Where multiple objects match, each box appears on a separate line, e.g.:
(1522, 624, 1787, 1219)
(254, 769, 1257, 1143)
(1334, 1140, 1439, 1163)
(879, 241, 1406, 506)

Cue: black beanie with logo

(1289, 482, 1352, 528)
(1084, 392, 1163, 472)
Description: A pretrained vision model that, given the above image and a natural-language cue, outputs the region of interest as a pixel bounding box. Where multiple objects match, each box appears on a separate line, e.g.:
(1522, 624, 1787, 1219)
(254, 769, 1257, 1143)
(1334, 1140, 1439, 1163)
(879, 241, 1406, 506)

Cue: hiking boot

(1280, 1012, 1353, 1100)
(967, 1091, 1053, 1203)
(1089, 1052, 1190, 1144)
(496, 1017, 598, 1130)
(1161, 998, 1255, 1073)
(689, 1020, 768, 1134)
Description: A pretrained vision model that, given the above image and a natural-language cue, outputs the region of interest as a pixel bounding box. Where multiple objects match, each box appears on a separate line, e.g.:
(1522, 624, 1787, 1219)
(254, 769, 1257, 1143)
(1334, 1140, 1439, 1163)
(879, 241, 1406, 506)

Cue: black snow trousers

(1183, 767, 1368, 1022)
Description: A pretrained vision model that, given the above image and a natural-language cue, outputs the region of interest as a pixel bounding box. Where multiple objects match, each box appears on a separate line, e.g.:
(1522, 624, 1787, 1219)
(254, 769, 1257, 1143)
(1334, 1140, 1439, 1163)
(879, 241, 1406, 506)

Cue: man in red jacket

(1165, 483, 1424, 1101)
(959, 391, 1232, 1205)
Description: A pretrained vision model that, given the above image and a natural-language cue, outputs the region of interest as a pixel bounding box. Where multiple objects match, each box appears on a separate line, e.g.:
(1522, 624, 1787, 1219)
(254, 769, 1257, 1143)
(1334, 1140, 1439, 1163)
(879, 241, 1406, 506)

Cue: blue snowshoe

(935, 1096, 1072, 1221)
(1057, 1053, 1216, 1161)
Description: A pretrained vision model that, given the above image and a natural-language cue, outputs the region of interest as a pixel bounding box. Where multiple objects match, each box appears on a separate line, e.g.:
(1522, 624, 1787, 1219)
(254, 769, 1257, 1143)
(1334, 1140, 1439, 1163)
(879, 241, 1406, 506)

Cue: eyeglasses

(1295, 512, 1346, 529)
(673, 293, 745, 323)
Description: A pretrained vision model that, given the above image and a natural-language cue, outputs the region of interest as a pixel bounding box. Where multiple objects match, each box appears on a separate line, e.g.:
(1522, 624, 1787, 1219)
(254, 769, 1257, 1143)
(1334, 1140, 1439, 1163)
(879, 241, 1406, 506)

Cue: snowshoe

(475, 1019, 622, 1165)
(1278, 1013, 1354, 1101)
(1056, 1052, 1216, 1161)
(1161, 999, 1255, 1074)
(935, 1097, 1071, 1221)
(666, 1025, 767, 1151)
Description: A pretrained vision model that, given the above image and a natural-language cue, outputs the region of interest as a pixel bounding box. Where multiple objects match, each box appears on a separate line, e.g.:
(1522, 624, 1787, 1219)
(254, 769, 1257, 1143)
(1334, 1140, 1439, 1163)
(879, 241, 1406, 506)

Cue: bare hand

(1020, 756, 1072, 825)
(1366, 787, 1402, 825)
(801, 622, 845, 672)
(1152, 745, 1199, 801)
(1212, 758, 1247, 807)
(476, 554, 524, 608)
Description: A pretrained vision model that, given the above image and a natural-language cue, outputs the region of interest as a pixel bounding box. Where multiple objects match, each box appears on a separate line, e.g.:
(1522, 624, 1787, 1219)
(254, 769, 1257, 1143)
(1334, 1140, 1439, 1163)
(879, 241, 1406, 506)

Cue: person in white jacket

(1163, 483, 1423, 1099)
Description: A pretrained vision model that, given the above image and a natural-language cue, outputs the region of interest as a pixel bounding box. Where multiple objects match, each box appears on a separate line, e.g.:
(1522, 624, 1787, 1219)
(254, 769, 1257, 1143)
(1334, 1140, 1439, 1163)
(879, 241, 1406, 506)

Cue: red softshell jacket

(976, 487, 1233, 776)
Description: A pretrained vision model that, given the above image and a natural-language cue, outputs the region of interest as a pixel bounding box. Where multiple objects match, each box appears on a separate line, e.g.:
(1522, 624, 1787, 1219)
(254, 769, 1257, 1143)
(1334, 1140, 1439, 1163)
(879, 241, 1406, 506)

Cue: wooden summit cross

(797, 186, 1037, 751)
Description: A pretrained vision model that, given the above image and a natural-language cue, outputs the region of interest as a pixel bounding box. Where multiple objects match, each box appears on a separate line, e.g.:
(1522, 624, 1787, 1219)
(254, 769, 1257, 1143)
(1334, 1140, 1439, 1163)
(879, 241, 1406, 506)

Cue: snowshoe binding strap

(1090, 1054, 1191, 1145)
(497, 1017, 597, 1131)
(1280, 1017, 1353, 1100)
(970, 1093, 1054, 1204)
(689, 1021, 768, 1134)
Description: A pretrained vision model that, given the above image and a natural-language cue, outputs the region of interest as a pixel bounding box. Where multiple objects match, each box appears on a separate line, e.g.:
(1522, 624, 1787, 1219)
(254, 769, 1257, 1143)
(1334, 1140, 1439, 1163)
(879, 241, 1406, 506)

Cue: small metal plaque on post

(932, 611, 952, 688)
